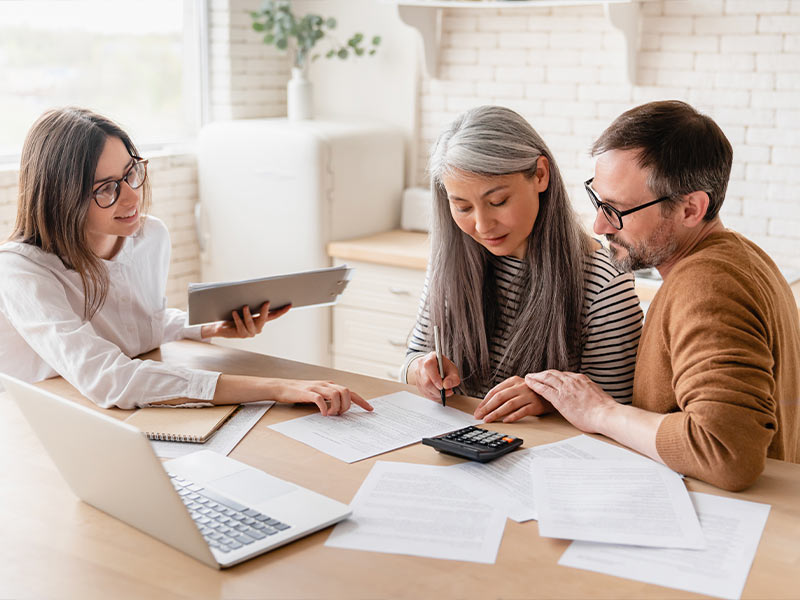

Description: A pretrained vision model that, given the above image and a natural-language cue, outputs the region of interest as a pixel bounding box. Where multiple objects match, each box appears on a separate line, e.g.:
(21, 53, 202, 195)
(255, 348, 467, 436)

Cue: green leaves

(249, 1, 380, 69)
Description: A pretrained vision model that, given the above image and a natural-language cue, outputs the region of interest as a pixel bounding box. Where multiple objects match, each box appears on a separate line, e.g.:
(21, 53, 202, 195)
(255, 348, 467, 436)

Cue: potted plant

(250, 0, 381, 120)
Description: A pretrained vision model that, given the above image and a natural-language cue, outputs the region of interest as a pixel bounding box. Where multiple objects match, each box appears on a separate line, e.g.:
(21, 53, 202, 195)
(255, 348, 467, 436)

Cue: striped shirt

(401, 247, 643, 402)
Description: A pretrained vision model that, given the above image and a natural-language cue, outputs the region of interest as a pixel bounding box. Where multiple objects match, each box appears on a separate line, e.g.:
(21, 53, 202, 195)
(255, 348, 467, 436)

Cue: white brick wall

(417, 1, 800, 272)
(208, 0, 290, 121)
(0, 153, 201, 310)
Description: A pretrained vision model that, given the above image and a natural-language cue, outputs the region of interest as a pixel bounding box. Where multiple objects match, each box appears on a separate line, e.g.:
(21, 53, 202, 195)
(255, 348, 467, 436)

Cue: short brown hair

(11, 107, 151, 318)
(591, 100, 732, 221)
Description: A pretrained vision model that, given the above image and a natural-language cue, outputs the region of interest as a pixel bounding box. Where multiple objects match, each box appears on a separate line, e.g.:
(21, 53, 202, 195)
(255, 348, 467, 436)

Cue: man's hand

(525, 370, 665, 463)
(524, 370, 616, 433)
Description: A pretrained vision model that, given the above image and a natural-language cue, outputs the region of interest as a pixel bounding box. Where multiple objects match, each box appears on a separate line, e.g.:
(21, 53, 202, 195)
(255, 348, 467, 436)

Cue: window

(0, 0, 206, 160)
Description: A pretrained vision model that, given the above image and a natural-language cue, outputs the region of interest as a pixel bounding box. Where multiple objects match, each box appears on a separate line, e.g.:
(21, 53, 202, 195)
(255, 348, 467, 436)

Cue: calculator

(422, 426, 523, 463)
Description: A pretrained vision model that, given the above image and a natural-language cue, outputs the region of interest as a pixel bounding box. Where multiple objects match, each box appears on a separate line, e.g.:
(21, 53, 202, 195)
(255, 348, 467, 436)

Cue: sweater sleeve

(655, 263, 778, 491)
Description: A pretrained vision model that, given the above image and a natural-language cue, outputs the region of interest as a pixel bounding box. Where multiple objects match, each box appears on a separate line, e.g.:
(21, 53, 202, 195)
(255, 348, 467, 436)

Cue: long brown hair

(10, 107, 151, 319)
(428, 105, 591, 394)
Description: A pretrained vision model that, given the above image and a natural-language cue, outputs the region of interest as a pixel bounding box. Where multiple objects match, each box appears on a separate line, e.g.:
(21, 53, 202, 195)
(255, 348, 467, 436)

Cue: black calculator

(422, 426, 523, 463)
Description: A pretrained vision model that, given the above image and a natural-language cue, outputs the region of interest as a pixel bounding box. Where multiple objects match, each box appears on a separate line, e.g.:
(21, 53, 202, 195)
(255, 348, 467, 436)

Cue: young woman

(402, 105, 642, 423)
(0, 107, 371, 415)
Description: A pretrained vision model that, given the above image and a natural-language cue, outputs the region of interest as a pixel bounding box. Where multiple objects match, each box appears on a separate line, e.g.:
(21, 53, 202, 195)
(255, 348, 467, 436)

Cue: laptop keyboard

(168, 473, 291, 554)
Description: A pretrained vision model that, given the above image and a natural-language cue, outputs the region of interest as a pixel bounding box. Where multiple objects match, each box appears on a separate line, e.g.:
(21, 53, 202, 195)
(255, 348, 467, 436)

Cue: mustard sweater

(633, 231, 800, 491)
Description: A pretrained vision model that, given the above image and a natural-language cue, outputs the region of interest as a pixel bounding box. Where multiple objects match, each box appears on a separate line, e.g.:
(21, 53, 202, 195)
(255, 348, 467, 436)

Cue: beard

(605, 218, 679, 272)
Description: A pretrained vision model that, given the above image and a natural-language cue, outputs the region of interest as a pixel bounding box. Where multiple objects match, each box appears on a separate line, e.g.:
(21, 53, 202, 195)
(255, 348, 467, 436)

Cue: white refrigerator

(196, 119, 405, 366)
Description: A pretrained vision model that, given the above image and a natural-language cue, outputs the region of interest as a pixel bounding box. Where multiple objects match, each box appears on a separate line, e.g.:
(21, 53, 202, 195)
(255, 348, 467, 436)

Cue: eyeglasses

(92, 158, 148, 209)
(584, 177, 672, 230)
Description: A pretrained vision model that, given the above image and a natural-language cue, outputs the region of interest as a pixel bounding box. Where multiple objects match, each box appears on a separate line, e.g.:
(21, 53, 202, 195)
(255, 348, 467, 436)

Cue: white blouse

(0, 216, 219, 409)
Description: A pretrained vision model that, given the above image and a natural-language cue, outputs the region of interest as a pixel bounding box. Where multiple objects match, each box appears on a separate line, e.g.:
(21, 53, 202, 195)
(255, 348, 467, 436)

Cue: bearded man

(524, 101, 800, 491)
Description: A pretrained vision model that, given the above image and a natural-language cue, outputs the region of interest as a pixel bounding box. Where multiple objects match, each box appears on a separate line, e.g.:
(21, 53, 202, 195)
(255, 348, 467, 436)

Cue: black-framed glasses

(92, 158, 148, 209)
(584, 177, 672, 230)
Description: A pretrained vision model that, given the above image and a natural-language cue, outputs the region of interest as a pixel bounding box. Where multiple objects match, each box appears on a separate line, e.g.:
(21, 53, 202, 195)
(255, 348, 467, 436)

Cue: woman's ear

(533, 156, 550, 192)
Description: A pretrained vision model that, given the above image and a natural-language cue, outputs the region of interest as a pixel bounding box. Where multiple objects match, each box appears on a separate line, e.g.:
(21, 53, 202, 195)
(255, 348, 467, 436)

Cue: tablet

(187, 265, 352, 325)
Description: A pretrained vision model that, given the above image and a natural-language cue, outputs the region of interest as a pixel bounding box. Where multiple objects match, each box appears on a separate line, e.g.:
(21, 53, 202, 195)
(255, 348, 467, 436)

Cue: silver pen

(433, 325, 446, 407)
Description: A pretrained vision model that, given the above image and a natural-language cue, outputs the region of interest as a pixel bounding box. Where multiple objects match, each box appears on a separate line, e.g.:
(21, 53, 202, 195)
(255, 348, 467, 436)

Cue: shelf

(391, 0, 643, 83)
(395, 1, 628, 6)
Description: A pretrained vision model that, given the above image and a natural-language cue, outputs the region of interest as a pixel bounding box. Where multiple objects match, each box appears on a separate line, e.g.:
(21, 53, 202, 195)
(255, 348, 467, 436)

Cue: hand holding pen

(409, 328, 462, 404)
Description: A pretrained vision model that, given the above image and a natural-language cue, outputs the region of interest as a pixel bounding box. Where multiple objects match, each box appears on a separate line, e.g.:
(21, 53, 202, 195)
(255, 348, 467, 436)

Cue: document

(269, 391, 478, 463)
(559, 492, 771, 600)
(151, 402, 273, 459)
(447, 435, 655, 522)
(532, 458, 705, 549)
(325, 461, 506, 564)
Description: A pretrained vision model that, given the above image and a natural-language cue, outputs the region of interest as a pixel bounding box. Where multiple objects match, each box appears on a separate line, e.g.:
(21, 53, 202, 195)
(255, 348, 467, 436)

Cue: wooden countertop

(327, 229, 429, 270)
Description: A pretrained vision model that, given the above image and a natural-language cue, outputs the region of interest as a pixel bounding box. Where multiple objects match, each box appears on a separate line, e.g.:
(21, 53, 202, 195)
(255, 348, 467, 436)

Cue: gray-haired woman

(400, 105, 642, 423)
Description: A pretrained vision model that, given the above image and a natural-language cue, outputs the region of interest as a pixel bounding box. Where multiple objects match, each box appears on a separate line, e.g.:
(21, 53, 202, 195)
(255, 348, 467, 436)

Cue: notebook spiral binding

(146, 432, 202, 442)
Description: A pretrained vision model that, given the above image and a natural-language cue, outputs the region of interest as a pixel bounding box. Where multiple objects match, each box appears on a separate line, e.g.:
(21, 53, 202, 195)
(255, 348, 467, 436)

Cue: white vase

(287, 67, 313, 121)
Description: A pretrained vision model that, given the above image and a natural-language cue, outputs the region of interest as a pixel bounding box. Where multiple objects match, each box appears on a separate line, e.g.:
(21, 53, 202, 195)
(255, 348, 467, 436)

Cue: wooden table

(2, 340, 799, 599)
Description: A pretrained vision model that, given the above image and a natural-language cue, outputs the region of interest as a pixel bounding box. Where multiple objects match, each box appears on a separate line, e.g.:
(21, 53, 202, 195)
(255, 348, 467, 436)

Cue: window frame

(0, 0, 210, 165)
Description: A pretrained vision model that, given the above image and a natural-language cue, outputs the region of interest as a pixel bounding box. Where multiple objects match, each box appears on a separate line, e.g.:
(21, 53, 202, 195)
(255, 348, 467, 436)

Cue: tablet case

(187, 265, 352, 325)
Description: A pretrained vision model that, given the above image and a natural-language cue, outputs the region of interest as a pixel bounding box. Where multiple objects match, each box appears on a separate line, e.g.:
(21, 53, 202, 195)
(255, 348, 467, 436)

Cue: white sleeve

(0, 259, 219, 409)
(162, 307, 206, 342)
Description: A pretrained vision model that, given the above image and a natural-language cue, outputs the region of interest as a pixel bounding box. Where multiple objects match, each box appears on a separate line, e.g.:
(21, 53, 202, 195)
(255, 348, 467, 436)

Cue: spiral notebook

(123, 405, 239, 443)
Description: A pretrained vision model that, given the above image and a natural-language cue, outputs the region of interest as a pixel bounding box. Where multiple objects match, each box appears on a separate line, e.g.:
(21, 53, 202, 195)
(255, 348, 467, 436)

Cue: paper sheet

(532, 458, 705, 549)
(325, 461, 506, 564)
(447, 435, 655, 522)
(151, 401, 273, 458)
(268, 391, 478, 463)
(559, 492, 770, 600)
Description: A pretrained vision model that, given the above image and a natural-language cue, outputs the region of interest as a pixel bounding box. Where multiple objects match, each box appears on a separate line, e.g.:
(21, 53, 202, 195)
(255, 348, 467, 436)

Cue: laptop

(0, 374, 351, 569)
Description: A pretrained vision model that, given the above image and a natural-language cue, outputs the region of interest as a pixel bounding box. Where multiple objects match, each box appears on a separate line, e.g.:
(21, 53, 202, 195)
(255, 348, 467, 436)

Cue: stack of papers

(532, 458, 705, 549)
(325, 461, 507, 564)
(269, 391, 770, 595)
(560, 492, 770, 600)
(445, 434, 655, 522)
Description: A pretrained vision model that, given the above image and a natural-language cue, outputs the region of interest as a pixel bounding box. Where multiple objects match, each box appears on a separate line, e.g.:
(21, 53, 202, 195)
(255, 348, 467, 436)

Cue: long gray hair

(428, 105, 591, 395)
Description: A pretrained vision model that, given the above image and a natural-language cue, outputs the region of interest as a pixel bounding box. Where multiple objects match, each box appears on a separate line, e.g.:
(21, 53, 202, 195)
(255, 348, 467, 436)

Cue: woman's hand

(474, 375, 554, 423)
(409, 352, 461, 402)
(273, 380, 373, 416)
(201, 301, 291, 339)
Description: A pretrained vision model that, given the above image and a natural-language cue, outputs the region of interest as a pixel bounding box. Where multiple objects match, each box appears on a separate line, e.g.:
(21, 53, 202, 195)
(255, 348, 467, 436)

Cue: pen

(433, 325, 446, 407)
